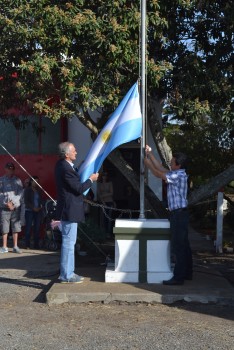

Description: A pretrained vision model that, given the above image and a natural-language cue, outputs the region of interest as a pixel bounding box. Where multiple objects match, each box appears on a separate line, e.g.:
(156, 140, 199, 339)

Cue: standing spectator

(20, 178, 30, 227)
(144, 145, 193, 285)
(0, 162, 23, 254)
(55, 141, 99, 283)
(24, 176, 43, 249)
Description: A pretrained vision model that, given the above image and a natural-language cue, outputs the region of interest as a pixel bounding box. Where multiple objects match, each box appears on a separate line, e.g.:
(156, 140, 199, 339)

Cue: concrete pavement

(46, 263, 234, 306)
(0, 228, 233, 306)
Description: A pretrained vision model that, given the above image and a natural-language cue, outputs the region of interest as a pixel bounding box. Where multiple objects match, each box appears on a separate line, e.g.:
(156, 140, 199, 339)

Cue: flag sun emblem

(101, 130, 111, 143)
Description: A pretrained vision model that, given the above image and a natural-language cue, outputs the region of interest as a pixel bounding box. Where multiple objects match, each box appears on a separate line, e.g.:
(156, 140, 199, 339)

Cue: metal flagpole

(139, 0, 146, 219)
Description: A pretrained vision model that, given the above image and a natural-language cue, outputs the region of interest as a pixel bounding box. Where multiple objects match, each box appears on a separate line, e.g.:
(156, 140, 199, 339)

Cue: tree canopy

(0, 0, 169, 122)
(156, 0, 233, 184)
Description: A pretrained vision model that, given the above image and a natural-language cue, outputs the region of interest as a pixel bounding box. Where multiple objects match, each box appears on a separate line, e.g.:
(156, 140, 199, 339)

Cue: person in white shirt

(0, 162, 23, 254)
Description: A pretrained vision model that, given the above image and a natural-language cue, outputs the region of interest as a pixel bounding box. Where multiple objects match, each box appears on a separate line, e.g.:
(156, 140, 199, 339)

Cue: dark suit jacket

(55, 159, 92, 223)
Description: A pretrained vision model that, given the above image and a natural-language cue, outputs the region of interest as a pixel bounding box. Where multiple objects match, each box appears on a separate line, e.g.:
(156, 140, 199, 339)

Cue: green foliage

(225, 211, 234, 232)
(1, 1, 232, 126)
(0, 0, 167, 122)
(158, 0, 233, 183)
(157, 0, 233, 128)
(0, 0, 233, 184)
(164, 119, 233, 184)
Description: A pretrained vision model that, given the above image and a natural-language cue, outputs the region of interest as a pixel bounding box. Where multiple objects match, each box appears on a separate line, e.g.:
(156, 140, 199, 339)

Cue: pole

(139, 0, 146, 219)
(216, 191, 224, 253)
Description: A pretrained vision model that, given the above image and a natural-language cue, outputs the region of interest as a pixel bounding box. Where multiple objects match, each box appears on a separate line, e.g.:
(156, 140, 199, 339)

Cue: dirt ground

(190, 224, 234, 288)
(193, 250, 234, 287)
(0, 224, 234, 350)
(0, 275, 234, 350)
(0, 247, 234, 350)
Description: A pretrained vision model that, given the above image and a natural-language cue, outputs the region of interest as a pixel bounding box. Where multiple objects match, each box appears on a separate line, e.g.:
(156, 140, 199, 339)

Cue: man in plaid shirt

(144, 145, 193, 285)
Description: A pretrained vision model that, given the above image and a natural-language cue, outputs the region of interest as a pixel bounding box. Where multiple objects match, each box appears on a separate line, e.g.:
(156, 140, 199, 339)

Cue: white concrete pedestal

(105, 219, 173, 284)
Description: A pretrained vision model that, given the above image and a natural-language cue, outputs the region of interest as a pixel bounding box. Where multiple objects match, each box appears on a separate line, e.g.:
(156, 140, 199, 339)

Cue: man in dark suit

(55, 141, 99, 283)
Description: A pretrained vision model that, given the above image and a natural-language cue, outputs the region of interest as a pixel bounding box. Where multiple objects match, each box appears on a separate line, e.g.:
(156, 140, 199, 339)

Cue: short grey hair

(58, 142, 72, 159)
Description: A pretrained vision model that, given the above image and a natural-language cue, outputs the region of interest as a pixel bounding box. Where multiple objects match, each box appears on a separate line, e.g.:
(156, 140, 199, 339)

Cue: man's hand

(145, 145, 152, 156)
(144, 158, 151, 167)
(6, 201, 15, 211)
(33, 207, 41, 212)
(89, 173, 99, 182)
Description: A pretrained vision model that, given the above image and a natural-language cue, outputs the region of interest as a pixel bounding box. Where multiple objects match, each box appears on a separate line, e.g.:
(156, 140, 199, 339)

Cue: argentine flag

(78, 82, 142, 183)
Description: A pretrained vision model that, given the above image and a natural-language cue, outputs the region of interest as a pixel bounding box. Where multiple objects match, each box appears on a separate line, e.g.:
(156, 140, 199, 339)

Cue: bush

(225, 210, 234, 231)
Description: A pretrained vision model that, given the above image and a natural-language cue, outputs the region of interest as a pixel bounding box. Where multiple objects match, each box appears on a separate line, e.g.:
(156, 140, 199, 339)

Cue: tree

(151, 0, 234, 198)
(0, 0, 169, 121)
(0, 0, 233, 217)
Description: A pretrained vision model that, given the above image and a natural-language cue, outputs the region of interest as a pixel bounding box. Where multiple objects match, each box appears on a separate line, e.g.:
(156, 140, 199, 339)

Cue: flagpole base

(105, 219, 173, 284)
(138, 213, 145, 219)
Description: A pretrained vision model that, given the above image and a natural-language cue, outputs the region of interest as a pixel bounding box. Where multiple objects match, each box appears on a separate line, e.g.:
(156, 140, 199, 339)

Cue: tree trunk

(148, 98, 172, 168)
(108, 149, 168, 218)
(188, 164, 234, 206)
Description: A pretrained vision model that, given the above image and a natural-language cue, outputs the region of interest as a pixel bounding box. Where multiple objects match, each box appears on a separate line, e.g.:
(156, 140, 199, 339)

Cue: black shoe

(163, 277, 184, 286)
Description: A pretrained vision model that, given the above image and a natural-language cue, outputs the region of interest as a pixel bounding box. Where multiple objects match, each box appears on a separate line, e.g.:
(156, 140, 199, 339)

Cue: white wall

(67, 116, 92, 168)
(67, 116, 98, 197)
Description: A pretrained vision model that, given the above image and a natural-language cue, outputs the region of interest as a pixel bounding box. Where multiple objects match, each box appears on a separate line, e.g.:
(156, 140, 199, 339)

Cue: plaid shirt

(165, 169, 188, 211)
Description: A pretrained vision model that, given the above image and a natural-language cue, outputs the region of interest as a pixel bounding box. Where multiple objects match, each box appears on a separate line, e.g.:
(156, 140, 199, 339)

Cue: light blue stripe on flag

(78, 82, 142, 184)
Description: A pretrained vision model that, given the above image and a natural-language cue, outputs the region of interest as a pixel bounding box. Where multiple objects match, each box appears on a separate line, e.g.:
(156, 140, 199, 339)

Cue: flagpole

(139, 0, 146, 219)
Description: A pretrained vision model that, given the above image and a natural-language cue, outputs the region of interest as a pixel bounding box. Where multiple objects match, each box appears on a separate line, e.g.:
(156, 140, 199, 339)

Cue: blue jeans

(25, 210, 41, 248)
(170, 209, 193, 281)
(59, 221, 78, 281)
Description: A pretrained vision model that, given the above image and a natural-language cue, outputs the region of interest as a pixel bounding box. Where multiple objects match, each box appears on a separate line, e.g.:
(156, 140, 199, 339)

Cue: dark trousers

(170, 209, 193, 281)
(25, 210, 41, 248)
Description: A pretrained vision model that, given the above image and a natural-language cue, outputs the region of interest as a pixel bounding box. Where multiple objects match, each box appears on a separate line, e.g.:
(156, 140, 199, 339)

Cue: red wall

(0, 154, 58, 201)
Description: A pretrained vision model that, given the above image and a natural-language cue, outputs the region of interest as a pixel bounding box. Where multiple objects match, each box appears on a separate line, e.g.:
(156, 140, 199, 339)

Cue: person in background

(55, 141, 99, 284)
(0, 162, 23, 254)
(20, 178, 30, 228)
(24, 176, 43, 249)
(97, 171, 115, 237)
(144, 145, 193, 286)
